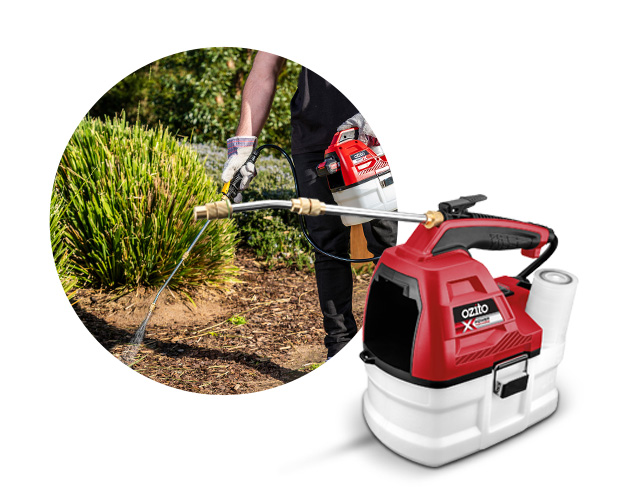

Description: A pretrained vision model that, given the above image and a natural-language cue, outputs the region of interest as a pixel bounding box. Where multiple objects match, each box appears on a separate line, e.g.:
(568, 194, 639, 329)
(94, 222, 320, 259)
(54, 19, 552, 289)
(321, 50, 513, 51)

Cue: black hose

(254, 144, 380, 264)
(515, 233, 558, 282)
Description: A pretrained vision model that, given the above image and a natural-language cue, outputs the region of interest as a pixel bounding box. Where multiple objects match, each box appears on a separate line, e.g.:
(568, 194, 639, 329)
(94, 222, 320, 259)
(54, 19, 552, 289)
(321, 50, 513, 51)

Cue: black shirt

(290, 67, 359, 155)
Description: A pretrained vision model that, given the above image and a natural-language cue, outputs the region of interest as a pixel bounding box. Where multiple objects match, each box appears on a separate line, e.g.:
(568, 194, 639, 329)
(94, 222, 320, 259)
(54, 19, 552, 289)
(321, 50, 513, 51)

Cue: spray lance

(193, 194, 557, 283)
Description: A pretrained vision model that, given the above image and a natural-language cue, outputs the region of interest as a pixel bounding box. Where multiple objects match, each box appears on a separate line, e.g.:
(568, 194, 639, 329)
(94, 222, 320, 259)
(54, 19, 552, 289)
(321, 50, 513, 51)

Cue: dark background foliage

(89, 48, 301, 149)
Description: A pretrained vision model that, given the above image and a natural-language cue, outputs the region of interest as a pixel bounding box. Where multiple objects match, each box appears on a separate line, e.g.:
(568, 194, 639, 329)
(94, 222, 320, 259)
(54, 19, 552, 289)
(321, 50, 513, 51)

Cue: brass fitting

(424, 210, 444, 229)
(290, 197, 326, 216)
(193, 200, 233, 221)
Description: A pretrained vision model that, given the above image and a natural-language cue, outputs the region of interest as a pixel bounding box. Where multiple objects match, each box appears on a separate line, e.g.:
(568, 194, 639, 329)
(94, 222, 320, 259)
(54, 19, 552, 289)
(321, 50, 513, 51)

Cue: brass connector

(193, 200, 233, 221)
(424, 210, 445, 229)
(290, 197, 326, 216)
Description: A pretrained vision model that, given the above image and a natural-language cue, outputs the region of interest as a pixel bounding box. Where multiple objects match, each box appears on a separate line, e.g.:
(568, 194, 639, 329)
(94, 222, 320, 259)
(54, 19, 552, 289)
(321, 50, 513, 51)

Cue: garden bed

(73, 248, 371, 394)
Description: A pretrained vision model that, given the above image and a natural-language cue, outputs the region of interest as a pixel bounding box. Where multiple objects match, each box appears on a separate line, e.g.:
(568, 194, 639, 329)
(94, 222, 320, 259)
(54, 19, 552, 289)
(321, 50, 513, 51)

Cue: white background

(2, 1, 639, 500)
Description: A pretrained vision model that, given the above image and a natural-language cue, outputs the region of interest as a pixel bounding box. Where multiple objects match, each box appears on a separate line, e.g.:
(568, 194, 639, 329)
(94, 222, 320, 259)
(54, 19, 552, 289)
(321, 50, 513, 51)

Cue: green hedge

(50, 194, 77, 299)
(53, 115, 238, 291)
(89, 48, 301, 149)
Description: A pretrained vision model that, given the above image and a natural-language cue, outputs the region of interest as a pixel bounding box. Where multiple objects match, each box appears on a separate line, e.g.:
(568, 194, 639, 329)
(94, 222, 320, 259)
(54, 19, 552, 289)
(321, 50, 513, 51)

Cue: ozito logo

(461, 303, 489, 319)
(453, 299, 503, 334)
(350, 150, 369, 162)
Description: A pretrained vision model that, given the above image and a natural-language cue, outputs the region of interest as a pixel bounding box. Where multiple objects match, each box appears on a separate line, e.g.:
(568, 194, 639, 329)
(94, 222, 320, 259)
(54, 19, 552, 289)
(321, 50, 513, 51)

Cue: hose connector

(424, 210, 444, 229)
(290, 198, 326, 216)
(193, 200, 233, 221)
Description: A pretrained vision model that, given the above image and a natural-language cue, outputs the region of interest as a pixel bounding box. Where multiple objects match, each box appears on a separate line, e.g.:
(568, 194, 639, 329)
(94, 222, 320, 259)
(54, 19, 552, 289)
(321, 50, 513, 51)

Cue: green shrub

(89, 48, 301, 150)
(237, 189, 314, 271)
(54, 115, 238, 290)
(50, 193, 77, 299)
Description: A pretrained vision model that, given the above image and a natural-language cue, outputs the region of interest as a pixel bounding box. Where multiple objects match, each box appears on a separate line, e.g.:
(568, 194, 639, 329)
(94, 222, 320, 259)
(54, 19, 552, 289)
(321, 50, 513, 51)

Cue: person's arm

(236, 51, 286, 137)
(221, 52, 287, 200)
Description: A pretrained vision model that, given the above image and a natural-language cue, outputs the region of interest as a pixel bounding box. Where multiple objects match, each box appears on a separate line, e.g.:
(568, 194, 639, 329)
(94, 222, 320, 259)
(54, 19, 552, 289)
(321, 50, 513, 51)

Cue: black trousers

(292, 151, 398, 357)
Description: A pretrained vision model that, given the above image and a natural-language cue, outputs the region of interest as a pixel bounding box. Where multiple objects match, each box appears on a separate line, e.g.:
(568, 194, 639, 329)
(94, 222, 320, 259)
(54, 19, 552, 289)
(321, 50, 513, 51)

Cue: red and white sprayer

(316, 127, 397, 225)
(194, 194, 577, 466)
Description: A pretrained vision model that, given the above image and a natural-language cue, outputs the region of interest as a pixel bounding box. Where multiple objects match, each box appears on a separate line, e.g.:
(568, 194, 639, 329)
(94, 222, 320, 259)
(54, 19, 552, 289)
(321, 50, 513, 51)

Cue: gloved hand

(221, 136, 258, 202)
(337, 113, 383, 156)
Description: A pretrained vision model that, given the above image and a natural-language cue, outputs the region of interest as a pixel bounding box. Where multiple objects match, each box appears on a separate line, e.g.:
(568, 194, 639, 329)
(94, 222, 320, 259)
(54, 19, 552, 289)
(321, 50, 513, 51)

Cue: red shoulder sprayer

(316, 127, 397, 225)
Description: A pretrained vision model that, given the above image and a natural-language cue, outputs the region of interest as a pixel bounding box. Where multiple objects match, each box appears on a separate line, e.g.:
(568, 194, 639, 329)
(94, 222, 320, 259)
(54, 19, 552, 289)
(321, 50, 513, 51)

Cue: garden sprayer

(194, 194, 578, 466)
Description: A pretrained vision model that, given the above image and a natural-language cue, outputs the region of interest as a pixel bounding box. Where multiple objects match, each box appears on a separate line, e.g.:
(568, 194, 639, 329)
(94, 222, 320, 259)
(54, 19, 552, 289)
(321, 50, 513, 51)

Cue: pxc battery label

(453, 299, 504, 334)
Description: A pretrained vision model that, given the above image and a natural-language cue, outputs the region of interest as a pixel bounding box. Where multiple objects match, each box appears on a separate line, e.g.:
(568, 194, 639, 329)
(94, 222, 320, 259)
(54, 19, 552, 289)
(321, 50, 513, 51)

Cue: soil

(73, 248, 372, 395)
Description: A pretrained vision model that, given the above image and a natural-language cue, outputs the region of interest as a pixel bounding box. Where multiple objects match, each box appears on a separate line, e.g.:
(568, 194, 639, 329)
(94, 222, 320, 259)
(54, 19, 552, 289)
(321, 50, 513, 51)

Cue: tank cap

(539, 270, 573, 285)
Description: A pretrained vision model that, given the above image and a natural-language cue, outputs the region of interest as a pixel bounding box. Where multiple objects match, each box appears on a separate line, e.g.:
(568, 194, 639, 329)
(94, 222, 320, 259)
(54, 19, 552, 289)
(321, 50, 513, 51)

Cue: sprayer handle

(222, 150, 260, 201)
(426, 218, 553, 259)
(222, 170, 241, 201)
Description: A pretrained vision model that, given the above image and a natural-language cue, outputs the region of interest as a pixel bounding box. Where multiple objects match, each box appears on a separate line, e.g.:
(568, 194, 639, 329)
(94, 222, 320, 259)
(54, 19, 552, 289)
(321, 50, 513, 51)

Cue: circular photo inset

(50, 47, 398, 394)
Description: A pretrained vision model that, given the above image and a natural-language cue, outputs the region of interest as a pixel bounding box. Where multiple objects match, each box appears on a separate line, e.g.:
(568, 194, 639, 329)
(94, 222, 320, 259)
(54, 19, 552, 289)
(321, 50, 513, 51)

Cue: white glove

(337, 113, 383, 156)
(221, 136, 257, 202)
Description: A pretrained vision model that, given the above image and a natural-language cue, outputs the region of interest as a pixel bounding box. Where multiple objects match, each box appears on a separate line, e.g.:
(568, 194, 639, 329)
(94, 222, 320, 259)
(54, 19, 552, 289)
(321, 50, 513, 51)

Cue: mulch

(72, 248, 372, 394)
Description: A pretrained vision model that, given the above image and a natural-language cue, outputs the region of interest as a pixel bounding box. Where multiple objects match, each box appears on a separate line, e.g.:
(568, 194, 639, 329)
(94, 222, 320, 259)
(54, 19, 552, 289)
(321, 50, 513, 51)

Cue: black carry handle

(430, 220, 558, 283)
(430, 224, 550, 255)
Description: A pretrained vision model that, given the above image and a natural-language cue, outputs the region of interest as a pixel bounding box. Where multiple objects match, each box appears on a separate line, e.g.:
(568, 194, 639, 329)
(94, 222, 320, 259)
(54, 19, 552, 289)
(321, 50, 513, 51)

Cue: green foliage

(238, 165, 314, 271)
(54, 115, 238, 290)
(89, 48, 301, 149)
(50, 193, 77, 299)
(228, 315, 247, 326)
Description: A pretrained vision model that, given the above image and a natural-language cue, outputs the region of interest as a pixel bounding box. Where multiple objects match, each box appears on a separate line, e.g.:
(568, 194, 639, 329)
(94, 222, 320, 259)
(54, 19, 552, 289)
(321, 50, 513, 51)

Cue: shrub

(50, 193, 77, 299)
(89, 48, 301, 150)
(54, 115, 238, 291)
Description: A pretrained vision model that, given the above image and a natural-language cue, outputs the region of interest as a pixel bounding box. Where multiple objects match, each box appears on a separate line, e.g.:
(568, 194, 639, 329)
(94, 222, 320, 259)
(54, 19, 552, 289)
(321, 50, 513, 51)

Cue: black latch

(493, 354, 529, 398)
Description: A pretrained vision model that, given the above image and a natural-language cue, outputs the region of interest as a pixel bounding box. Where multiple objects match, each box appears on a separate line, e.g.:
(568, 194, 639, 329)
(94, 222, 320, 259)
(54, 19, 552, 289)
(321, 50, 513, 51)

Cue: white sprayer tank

(362, 268, 578, 467)
(331, 172, 397, 226)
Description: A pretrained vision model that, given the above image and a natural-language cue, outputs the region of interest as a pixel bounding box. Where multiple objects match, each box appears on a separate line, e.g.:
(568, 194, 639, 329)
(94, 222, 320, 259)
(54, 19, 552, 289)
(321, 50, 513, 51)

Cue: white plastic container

(362, 268, 578, 467)
(331, 173, 397, 226)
